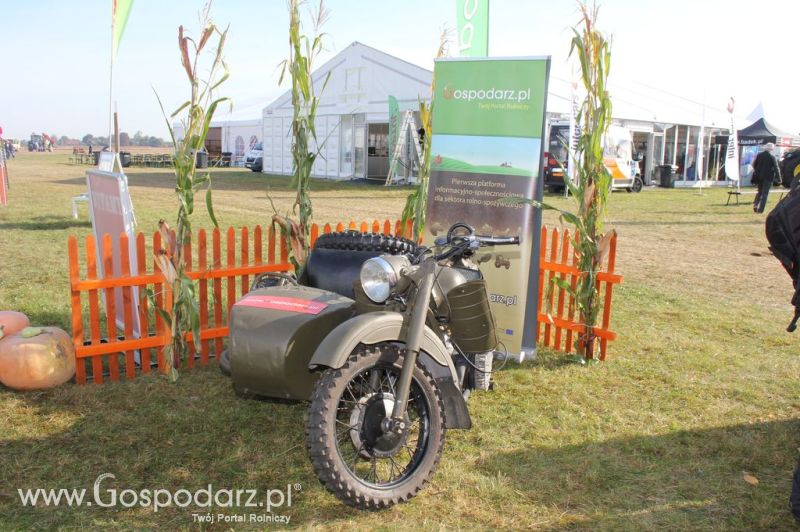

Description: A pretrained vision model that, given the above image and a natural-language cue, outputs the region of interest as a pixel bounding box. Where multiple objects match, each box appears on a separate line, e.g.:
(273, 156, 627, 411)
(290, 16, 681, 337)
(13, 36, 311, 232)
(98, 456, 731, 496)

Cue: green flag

(388, 95, 400, 157)
(112, 0, 134, 58)
(455, 0, 489, 57)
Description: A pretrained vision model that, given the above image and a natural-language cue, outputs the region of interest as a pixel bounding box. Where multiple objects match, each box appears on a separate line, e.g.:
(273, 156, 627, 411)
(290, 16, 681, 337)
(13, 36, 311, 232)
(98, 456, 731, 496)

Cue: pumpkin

(0, 311, 30, 341)
(0, 327, 75, 390)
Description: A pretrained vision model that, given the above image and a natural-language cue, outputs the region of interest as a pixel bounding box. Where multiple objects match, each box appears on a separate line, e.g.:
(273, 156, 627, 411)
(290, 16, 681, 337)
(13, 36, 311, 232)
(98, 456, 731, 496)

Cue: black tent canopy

(738, 117, 796, 146)
(714, 117, 800, 147)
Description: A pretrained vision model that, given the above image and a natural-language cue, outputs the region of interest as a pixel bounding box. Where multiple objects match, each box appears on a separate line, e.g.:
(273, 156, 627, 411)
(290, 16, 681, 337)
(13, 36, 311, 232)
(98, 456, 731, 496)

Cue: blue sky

(1, 0, 798, 139)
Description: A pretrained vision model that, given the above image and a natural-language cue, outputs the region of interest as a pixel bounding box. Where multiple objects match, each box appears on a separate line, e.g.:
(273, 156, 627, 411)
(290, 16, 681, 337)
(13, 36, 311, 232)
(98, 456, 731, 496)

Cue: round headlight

(360, 257, 397, 303)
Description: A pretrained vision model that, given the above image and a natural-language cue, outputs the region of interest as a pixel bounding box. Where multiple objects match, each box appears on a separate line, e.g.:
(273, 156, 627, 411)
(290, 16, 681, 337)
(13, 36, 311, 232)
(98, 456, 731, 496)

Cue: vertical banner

(388, 95, 400, 159)
(456, 0, 489, 57)
(568, 80, 581, 187)
(724, 97, 740, 187)
(425, 57, 550, 357)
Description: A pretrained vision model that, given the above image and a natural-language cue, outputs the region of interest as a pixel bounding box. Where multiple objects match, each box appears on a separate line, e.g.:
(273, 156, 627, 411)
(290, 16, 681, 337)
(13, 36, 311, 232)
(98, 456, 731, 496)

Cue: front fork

(384, 260, 435, 434)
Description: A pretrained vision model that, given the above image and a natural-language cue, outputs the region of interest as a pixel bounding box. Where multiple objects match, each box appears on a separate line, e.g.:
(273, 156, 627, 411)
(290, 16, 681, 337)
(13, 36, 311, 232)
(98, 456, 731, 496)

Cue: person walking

(752, 142, 781, 213)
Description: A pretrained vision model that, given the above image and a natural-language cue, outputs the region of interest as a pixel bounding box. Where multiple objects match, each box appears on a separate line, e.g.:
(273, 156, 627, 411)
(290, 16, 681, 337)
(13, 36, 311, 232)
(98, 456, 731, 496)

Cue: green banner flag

(112, 0, 134, 58)
(456, 0, 489, 57)
(425, 57, 550, 357)
(388, 95, 400, 159)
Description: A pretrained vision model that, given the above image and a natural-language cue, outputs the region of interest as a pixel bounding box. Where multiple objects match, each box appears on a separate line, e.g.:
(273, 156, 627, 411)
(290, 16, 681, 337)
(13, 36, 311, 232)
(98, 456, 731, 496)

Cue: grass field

(1, 151, 799, 530)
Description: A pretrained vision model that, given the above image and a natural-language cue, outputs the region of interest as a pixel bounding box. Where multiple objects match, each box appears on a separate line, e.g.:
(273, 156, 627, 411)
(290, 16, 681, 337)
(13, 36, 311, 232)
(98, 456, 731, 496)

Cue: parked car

(245, 142, 263, 172)
(543, 122, 570, 193)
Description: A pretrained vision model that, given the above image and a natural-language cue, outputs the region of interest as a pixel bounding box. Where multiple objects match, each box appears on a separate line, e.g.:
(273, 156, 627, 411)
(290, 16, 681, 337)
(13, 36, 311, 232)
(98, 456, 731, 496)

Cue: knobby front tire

(306, 344, 446, 509)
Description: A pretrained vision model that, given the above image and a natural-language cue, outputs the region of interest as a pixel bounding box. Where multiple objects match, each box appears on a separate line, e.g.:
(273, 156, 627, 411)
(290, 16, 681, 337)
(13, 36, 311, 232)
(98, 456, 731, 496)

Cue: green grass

(1, 152, 799, 529)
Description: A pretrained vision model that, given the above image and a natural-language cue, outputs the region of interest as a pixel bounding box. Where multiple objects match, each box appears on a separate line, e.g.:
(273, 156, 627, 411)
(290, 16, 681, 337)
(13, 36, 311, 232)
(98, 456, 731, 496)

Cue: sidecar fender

(309, 311, 471, 429)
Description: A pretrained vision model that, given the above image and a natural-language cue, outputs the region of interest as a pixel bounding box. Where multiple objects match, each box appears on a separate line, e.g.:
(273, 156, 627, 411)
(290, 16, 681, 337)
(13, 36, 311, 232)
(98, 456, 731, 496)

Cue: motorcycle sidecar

(228, 231, 419, 400)
(229, 285, 354, 400)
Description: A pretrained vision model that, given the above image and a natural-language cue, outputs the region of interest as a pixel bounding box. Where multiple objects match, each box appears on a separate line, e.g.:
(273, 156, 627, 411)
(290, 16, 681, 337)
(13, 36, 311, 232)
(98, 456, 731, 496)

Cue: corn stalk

(274, 0, 329, 270)
(153, 3, 229, 381)
(401, 30, 448, 241)
(517, 1, 614, 362)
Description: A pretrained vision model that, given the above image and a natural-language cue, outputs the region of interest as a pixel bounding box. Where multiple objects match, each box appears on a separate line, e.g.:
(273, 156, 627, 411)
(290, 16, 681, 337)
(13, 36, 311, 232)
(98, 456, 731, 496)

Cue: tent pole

(672, 126, 678, 167)
(684, 126, 691, 179)
(698, 90, 706, 182)
(737, 143, 741, 194)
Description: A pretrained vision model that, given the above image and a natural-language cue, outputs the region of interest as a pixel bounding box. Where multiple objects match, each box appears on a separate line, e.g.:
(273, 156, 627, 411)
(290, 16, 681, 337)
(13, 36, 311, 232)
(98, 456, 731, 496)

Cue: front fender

(309, 311, 470, 429)
(309, 312, 454, 379)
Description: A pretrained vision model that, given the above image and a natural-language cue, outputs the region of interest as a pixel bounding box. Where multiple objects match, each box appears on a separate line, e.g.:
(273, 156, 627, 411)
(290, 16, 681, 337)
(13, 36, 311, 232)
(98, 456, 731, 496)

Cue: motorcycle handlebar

(474, 235, 520, 246)
(428, 234, 520, 261)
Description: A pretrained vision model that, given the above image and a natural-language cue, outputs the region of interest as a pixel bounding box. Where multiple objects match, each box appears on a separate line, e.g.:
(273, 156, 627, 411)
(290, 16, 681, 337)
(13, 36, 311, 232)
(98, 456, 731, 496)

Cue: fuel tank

(229, 285, 354, 400)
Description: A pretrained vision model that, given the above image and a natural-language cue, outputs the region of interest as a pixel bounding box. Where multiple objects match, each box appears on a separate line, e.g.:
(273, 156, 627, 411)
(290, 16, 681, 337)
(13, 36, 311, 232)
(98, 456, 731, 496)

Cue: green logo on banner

(432, 59, 547, 138)
(456, 0, 489, 57)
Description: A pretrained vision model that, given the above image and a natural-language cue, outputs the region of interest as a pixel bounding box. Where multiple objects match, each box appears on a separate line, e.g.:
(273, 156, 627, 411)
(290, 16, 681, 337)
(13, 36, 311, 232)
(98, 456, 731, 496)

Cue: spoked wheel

(306, 343, 446, 509)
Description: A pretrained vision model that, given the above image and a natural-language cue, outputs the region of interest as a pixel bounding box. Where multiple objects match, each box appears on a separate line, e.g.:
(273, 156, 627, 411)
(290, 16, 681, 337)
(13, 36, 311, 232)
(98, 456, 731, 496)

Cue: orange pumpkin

(0, 311, 30, 340)
(0, 327, 76, 390)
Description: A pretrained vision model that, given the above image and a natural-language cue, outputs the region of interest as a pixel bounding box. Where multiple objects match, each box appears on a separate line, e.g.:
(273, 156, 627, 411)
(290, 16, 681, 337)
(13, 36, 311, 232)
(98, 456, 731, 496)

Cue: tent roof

(739, 117, 793, 139)
(738, 117, 799, 146)
(263, 41, 432, 117)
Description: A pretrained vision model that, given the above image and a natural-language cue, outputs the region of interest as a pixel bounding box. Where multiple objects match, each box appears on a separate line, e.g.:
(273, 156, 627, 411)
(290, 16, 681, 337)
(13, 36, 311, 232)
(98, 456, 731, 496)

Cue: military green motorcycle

(227, 223, 518, 508)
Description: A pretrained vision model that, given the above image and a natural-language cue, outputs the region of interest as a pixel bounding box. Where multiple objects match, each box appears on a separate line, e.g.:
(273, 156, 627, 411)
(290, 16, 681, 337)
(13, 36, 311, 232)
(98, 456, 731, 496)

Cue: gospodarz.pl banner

(425, 57, 550, 356)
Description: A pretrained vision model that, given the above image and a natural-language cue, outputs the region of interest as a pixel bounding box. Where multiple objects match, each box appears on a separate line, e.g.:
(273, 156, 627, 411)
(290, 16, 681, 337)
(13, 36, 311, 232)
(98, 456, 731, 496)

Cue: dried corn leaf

(598, 229, 616, 265)
(155, 251, 178, 284)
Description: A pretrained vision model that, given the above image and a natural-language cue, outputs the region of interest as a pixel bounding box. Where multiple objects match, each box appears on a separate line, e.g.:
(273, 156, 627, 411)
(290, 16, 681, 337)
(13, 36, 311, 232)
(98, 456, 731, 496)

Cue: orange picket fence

(67, 220, 620, 384)
(536, 226, 622, 360)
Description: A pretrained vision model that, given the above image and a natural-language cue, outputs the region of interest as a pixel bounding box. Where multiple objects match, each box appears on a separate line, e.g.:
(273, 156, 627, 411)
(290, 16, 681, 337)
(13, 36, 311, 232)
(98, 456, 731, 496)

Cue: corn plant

(272, 0, 329, 270)
(153, 4, 229, 381)
(401, 30, 449, 241)
(519, 1, 614, 362)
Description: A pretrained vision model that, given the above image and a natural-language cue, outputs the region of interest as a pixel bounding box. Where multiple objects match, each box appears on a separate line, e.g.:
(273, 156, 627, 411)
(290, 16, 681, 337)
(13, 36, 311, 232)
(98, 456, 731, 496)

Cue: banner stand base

(520, 347, 537, 362)
(495, 347, 536, 364)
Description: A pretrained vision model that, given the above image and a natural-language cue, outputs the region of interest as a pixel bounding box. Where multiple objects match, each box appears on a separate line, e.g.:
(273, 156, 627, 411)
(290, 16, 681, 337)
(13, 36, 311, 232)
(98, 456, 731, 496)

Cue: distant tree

(59, 137, 80, 146)
(78, 131, 162, 148)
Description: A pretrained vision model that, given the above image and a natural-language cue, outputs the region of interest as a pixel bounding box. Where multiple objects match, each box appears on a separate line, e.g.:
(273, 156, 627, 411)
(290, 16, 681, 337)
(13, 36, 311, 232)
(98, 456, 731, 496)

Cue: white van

(245, 142, 263, 173)
(544, 122, 642, 193)
(604, 125, 642, 192)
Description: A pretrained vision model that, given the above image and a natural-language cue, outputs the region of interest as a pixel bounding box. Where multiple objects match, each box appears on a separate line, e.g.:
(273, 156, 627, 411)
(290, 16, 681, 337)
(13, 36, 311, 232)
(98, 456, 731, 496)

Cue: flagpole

(109, 0, 115, 151)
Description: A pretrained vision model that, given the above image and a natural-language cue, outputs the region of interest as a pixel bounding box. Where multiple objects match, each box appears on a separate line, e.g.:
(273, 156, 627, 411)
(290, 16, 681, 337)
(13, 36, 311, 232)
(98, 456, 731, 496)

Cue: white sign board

(86, 168, 141, 350)
(97, 151, 118, 172)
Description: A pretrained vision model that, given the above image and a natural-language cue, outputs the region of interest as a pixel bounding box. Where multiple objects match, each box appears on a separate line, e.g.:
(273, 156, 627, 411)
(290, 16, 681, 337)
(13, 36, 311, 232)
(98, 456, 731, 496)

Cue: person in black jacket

(752, 142, 782, 213)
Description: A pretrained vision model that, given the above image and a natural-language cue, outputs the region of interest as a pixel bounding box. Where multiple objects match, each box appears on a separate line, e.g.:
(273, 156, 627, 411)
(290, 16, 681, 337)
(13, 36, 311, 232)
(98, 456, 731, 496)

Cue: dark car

(544, 124, 570, 193)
